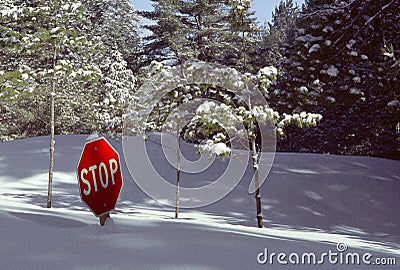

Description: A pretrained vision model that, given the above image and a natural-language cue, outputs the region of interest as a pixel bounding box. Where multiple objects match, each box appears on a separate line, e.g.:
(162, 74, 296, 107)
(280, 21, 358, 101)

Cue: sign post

(77, 136, 123, 226)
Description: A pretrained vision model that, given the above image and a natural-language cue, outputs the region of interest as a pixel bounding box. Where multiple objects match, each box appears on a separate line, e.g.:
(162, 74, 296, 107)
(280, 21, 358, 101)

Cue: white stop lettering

(80, 158, 119, 196)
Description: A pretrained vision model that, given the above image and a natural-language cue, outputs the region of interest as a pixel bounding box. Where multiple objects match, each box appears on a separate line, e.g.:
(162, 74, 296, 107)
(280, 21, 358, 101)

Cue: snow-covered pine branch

(183, 65, 322, 158)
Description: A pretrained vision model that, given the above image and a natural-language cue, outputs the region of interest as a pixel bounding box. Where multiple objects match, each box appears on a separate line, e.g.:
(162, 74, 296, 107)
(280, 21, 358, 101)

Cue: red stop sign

(77, 137, 123, 217)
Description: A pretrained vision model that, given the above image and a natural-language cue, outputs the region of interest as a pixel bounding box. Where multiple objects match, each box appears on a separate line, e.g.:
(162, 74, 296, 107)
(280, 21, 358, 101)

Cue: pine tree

(81, 0, 139, 136)
(84, 0, 141, 71)
(139, 0, 260, 71)
(273, 0, 400, 159)
(127, 61, 322, 227)
(253, 0, 299, 69)
(0, 0, 105, 207)
(0, 0, 104, 138)
(140, 0, 225, 66)
(94, 50, 136, 136)
(226, 0, 260, 73)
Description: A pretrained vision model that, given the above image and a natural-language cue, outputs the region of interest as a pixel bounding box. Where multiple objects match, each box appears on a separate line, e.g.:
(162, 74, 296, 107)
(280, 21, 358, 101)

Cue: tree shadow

(1, 135, 399, 246)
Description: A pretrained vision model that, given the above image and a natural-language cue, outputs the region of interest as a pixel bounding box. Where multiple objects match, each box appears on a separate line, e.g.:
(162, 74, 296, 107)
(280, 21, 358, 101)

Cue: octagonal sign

(77, 137, 123, 217)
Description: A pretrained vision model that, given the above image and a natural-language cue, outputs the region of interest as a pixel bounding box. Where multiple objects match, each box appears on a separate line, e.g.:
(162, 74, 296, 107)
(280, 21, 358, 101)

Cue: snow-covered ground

(0, 135, 399, 269)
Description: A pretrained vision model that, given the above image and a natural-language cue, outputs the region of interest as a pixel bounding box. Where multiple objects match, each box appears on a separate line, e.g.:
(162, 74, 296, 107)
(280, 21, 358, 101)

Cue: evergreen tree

(0, 0, 105, 207)
(0, 0, 140, 139)
(140, 0, 228, 66)
(84, 0, 141, 71)
(0, 0, 141, 206)
(127, 61, 322, 227)
(225, 0, 260, 73)
(0, 0, 103, 138)
(273, 0, 400, 159)
(80, 0, 139, 136)
(253, 0, 299, 69)
(90, 49, 136, 136)
(139, 0, 259, 72)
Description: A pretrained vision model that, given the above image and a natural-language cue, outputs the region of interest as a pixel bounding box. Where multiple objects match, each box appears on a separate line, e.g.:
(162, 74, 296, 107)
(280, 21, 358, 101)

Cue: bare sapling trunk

(175, 126, 181, 219)
(47, 46, 57, 208)
(252, 139, 263, 228)
(242, 27, 247, 73)
(47, 83, 55, 208)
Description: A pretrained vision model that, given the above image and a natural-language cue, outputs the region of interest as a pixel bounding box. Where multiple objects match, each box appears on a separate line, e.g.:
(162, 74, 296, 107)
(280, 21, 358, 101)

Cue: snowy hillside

(0, 135, 399, 269)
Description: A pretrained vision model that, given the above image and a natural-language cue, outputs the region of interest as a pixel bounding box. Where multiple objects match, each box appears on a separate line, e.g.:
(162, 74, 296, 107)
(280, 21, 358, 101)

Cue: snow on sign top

(77, 137, 123, 217)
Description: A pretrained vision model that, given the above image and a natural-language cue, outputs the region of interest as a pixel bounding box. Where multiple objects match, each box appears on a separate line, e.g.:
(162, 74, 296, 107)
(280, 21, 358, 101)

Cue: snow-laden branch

(365, 0, 396, 26)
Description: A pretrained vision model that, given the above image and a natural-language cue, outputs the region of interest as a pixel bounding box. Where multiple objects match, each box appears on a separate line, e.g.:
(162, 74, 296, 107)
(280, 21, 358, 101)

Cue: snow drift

(0, 135, 398, 269)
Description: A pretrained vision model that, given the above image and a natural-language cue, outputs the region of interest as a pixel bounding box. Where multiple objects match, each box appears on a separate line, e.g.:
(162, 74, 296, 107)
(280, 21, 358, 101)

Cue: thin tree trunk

(47, 46, 57, 208)
(175, 126, 181, 219)
(47, 84, 55, 208)
(242, 29, 247, 73)
(252, 139, 263, 228)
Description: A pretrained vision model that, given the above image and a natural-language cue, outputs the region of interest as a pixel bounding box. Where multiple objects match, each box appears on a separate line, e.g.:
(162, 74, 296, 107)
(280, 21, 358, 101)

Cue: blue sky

(131, 0, 306, 24)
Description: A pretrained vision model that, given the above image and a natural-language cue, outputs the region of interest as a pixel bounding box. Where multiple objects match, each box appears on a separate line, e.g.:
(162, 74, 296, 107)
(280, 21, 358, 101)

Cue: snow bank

(0, 135, 398, 269)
